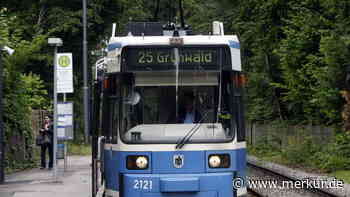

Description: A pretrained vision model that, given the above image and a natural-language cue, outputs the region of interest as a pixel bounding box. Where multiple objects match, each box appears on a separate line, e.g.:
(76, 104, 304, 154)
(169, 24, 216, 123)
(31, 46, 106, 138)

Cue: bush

(312, 152, 350, 172)
(311, 132, 350, 172)
(67, 143, 91, 156)
(248, 135, 281, 158)
(281, 135, 318, 165)
(333, 131, 350, 158)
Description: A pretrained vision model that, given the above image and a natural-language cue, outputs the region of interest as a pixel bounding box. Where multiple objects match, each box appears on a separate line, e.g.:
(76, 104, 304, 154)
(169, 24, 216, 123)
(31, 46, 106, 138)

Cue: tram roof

(108, 35, 240, 50)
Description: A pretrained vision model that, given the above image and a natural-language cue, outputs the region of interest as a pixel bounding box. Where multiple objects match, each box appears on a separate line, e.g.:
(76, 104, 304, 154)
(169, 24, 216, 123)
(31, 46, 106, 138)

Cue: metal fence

(31, 110, 49, 139)
(245, 123, 335, 147)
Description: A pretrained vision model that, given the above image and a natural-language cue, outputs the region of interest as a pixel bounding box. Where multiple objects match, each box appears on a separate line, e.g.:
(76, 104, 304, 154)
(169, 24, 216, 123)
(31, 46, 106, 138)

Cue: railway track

(247, 162, 342, 197)
(247, 187, 264, 197)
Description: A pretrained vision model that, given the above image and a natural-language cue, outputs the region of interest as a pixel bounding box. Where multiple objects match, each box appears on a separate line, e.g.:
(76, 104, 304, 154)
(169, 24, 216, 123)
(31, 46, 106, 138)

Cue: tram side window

(111, 99, 119, 143)
(102, 87, 121, 144)
(232, 72, 245, 142)
(120, 85, 140, 132)
(218, 72, 237, 139)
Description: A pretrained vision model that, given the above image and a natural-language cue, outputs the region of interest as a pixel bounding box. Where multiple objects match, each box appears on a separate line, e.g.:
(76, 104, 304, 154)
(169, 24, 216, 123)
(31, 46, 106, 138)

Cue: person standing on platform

(39, 115, 53, 169)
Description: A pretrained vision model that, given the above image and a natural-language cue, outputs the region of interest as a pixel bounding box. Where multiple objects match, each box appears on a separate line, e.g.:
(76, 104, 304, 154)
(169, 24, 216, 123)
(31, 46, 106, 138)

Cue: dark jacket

(178, 108, 202, 123)
(42, 124, 53, 144)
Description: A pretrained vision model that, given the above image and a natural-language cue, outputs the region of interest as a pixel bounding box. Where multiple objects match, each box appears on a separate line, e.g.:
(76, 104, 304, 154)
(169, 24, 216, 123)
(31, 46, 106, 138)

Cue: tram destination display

(123, 46, 231, 71)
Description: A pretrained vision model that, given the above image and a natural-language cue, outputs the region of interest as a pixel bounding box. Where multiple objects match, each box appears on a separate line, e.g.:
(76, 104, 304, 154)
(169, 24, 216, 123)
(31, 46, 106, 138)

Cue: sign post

(0, 43, 3, 184)
(56, 53, 73, 173)
(48, 38, 64, 181)
(57, 102, 74, 140)
(53, 46, 59, 181)
(57, 101, 74, 170)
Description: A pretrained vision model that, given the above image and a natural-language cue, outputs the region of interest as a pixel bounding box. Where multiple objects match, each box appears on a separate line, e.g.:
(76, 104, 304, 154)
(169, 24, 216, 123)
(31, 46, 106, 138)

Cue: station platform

(0, 156, 91, 197)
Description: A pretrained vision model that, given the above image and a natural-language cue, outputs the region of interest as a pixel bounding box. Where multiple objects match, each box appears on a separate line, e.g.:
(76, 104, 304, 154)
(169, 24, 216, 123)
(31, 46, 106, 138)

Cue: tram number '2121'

(133, 180, 153, 190)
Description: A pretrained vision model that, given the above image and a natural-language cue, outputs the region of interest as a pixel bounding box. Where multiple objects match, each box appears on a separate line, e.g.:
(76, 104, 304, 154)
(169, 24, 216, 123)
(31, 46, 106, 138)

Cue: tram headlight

(127, 155, 149, 170)
(208, 154, 230, 168)
(136, 156, 148, 169)
(209, 155, 221, 168)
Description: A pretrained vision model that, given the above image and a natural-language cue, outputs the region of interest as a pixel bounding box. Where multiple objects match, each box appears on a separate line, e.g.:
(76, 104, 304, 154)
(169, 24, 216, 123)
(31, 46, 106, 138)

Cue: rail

(247, 161, 343, 197)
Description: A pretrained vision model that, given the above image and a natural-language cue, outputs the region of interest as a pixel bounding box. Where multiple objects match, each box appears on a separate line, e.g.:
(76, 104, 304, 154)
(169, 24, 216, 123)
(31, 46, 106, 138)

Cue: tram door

(91, 73, 135, 197)
(91, 80, 102, 197)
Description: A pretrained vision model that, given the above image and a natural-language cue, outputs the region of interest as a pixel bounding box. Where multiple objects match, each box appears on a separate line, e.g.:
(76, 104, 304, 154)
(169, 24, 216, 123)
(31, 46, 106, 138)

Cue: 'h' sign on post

(56, 53, 74, 93)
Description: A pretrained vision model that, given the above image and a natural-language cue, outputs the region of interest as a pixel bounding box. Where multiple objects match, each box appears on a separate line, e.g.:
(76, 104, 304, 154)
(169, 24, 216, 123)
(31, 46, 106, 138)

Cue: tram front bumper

(123, 172, 235, 197)
(160, 177, 199, 192)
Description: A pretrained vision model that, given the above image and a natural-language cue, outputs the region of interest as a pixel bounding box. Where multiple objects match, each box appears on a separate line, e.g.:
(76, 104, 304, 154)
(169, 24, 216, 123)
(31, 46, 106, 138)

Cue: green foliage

(246, 72, 276, 121)
(212, 0, 350, 124)
(0, 8, 48, 171)
(312, 132, 350, 171)
(312, 152, 350, 172)
(248, 136, 281, 157)
(271, 3, 347, 123)
(331, 170, 350, 184)
(249, 125, 350, 172)
(21, 73, 48, 109)
(68, 142, 91, 156)
(281, 135, 318, 165)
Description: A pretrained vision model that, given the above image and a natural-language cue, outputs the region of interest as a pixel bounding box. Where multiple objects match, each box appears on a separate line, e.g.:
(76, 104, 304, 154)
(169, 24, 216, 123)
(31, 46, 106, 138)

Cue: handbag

(43, 134, 50, 144)
(36, 134, 44, 146)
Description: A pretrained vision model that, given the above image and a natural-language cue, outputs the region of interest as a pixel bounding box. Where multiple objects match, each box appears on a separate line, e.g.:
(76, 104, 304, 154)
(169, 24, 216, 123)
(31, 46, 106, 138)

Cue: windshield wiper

(175, 110, 210, 149)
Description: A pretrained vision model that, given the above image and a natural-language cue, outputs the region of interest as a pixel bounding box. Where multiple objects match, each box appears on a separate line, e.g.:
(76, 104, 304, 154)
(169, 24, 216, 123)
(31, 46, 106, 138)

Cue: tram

(92, 21, 247, 197)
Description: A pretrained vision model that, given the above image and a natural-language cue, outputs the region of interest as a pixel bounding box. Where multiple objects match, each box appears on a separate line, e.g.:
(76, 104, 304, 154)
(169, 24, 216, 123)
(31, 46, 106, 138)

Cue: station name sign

(124, 46, 229, 70)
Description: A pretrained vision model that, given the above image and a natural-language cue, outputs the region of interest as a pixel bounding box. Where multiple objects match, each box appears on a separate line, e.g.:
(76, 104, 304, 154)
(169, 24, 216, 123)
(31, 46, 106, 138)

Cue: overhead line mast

(178, 0, 185, 29)
(153, 0, 160, 22)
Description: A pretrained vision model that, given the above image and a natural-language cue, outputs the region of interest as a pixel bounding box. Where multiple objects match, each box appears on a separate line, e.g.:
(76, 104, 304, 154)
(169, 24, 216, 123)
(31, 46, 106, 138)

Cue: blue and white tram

(96, 22, 247, 197)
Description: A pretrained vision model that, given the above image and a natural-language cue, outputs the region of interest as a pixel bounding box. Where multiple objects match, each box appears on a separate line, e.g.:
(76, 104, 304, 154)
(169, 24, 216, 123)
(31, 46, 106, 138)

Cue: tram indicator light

(232, 74, 247, 88)
(103, 79, 109, 89)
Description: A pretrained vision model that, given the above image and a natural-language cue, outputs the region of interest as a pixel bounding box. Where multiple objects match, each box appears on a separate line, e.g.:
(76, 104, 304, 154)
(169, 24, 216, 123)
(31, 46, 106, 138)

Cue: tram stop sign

(56, 53, 74, 93)
(57, 102, 74, 140)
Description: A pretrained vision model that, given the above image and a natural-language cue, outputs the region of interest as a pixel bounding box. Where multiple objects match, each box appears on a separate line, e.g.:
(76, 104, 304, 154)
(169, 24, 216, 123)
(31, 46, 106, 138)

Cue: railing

(245, 122, 335, 147)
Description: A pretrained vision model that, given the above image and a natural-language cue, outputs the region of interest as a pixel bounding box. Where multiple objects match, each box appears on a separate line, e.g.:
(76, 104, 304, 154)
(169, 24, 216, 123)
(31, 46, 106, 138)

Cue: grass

(5, 143, 91, 174)
(248, 138, 350, 180)
(331, 170, 350, 184)
(248, 146, 290, 166)
(67, 143, 91, 156)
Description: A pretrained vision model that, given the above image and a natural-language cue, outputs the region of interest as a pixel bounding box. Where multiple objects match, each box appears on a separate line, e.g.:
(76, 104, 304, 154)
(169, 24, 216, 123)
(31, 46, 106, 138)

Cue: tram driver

(178, 93, 202, 124)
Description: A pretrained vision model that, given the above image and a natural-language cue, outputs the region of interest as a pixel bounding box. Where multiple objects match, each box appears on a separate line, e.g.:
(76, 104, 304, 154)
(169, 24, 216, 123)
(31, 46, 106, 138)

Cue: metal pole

(174, 48, 179, 121)
(83, 0, 89, 144)
(53, 46, 58, 180)
(92, 82, 97, 196)
(63, 93, 67, 171)
(0, 45, 4, 184)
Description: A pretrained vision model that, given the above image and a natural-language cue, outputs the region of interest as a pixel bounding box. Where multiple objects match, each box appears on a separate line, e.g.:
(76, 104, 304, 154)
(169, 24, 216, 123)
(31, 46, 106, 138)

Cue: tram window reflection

(121, 86, 221, 127)
(118, 71, 238, 143)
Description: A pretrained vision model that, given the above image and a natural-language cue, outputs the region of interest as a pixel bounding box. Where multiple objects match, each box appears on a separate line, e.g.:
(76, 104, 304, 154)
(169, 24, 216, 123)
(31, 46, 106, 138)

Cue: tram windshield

(105, 46, 240, 144)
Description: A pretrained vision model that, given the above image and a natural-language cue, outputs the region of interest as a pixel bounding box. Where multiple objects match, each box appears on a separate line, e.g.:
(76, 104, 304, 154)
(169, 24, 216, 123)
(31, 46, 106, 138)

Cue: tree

(0, 8, 48, 170)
